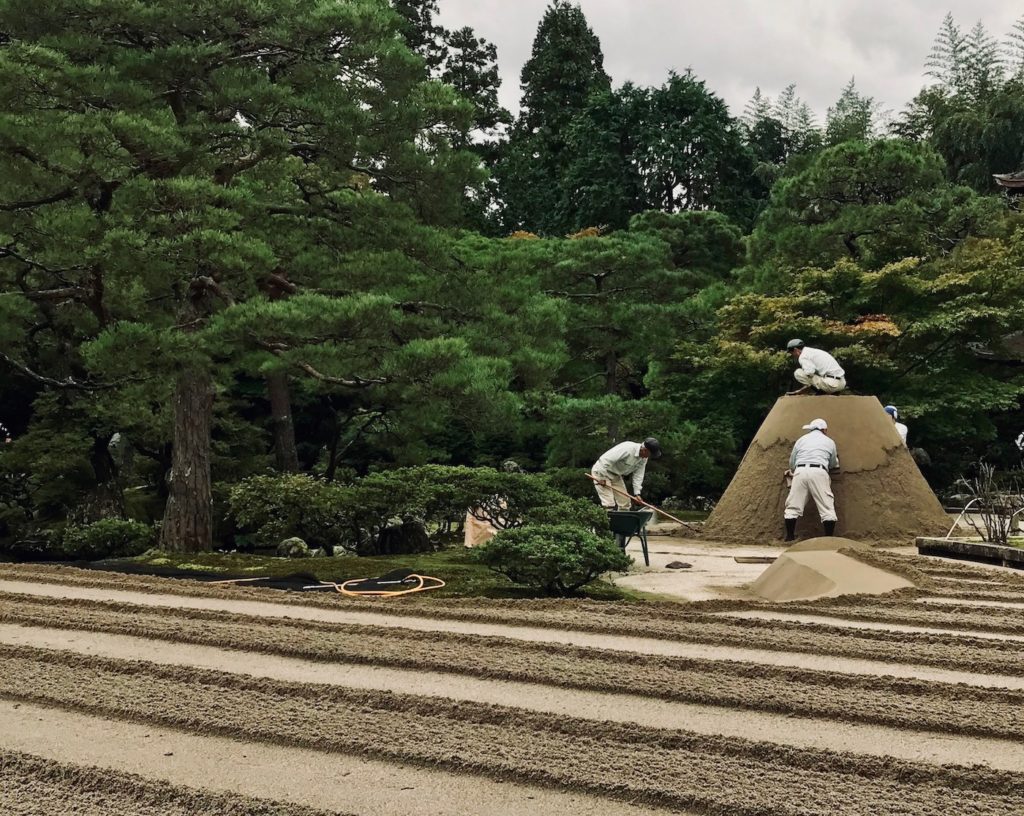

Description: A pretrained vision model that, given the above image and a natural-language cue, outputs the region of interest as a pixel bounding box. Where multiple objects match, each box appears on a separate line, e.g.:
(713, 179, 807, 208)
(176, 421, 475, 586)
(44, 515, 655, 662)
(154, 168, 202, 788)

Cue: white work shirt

(789, 430, 839, 470)
(894, 422, 908, 445)
(798, 347, 845, 378)
(593, 441, 647, 493)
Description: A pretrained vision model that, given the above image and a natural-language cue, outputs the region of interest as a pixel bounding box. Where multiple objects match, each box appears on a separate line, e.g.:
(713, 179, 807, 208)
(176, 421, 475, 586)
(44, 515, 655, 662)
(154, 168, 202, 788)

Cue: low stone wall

(916, 537, 1024, 570)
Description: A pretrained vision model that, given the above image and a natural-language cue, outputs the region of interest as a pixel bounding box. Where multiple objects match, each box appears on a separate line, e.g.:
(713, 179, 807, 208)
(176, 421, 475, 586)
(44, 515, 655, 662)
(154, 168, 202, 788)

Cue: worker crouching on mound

(784, 418, 839, 541)
(785, 339, 846, 395)
(591, 438, 662, 511)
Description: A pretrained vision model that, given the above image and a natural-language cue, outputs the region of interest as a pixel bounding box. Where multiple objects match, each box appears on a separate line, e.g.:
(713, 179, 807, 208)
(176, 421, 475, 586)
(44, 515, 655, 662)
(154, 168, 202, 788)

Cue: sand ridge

(4, 560, 1024, 814)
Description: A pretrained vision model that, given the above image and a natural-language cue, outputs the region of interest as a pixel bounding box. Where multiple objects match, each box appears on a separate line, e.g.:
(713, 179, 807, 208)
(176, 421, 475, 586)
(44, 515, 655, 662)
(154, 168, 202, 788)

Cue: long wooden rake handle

(586, 473, 701, 533)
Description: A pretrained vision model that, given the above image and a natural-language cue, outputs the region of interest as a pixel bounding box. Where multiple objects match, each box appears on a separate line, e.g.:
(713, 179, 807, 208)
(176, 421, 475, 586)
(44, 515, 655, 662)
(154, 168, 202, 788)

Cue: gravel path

(3, 561, 1024, 815)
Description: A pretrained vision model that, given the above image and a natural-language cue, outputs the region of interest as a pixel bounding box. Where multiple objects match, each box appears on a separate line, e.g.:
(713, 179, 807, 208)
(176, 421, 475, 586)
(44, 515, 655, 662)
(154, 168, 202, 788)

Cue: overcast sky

(436, 1, 1023, 123)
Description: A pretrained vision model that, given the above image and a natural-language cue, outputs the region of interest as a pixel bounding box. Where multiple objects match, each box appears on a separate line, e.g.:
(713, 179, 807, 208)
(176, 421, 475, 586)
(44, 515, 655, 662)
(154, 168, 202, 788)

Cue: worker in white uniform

(784, 418, 839, 541)
(591, 438, 662, 510)
(883, 405, 908, 445)
(786, 339, 846, 395)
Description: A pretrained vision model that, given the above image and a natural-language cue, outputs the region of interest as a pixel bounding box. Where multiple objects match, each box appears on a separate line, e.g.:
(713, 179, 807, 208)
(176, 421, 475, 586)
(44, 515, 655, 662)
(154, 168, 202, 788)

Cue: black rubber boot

(784, 518, 797, 542)
(823, 520, 836, 537)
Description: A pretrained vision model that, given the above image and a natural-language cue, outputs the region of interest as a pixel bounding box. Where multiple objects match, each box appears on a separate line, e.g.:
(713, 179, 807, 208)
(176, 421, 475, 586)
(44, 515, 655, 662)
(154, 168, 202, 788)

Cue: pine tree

(772, 84, 822, 156)
(1006, 16, 1024, 76)
(441, 26, 512, 142)
(825, 77, 878, 145)
(926, 13, 969, 92)
(964, 20, 1004, 99)
(0, 0, 481, 551)
(392, 0, 448, 72)
(742, 87, 774, 128)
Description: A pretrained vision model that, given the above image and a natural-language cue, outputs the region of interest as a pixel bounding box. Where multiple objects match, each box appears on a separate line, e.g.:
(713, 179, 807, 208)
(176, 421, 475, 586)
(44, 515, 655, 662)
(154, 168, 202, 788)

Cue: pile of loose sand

(749, 536, 915, 602)
(703, 395, 949, 544)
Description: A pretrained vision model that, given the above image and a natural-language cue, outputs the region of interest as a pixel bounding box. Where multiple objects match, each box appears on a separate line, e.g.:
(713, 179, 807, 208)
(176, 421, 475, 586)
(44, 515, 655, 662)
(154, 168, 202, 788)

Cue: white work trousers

(784, 467, 837, 522)
(794, 369, 847, 394)
(592, 470, 632, 510)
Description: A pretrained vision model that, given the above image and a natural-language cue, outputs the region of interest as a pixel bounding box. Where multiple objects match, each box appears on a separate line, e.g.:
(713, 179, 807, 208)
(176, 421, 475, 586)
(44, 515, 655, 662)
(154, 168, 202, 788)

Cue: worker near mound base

(785, 339, 847, 395)
(784, 418, 839, 541)
(591, 438, 662, 511)
(884, 405, 908, 445)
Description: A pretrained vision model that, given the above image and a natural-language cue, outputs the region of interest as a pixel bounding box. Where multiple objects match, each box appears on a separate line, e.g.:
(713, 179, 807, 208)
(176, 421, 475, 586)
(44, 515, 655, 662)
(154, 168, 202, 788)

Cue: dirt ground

(3, 547, 1024, 815)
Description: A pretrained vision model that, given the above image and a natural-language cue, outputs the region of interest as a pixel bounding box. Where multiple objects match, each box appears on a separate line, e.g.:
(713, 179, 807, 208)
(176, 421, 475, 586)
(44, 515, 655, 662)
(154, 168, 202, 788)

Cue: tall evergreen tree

(441, 26, 511, 142)
(825, 78, 878, 145)
(496, 0, 611, 234)
(392, 0, 447, 72)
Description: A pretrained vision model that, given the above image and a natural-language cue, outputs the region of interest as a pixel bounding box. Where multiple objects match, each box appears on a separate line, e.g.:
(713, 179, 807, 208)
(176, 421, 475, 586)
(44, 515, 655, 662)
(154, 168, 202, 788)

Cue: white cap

(802, 418, 828, 431)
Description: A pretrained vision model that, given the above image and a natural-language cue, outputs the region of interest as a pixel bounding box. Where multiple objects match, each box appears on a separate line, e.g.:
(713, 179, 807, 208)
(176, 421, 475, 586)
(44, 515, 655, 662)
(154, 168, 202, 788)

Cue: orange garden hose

(334, 574, 445, 597)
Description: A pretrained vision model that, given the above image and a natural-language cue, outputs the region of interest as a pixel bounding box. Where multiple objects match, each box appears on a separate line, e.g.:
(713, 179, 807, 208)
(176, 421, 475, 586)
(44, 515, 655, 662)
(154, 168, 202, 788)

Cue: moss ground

(114, 546, 644, 601)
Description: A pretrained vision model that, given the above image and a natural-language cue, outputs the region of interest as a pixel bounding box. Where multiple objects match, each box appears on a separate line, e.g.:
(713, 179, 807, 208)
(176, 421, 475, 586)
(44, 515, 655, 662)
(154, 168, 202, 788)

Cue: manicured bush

(227, 467, 610, 555)
(227, 474, 350, 549)
(351, 465, 608, 534)
(476, 524, 630, 596)
(60, 519, 156, 560)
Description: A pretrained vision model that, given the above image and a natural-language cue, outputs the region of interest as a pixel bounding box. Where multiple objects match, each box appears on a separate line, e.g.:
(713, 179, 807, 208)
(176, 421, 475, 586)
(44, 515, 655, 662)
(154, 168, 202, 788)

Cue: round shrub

(476, 523, 630, 596)
(228, 474, 350, 548)
(60, 519, 156, 560)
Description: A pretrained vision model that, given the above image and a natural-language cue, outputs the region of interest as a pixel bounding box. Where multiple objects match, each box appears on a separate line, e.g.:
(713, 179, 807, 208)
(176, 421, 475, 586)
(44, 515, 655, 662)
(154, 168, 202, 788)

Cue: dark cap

(642, 437, 662, 459)
(786, 338, 804, 350)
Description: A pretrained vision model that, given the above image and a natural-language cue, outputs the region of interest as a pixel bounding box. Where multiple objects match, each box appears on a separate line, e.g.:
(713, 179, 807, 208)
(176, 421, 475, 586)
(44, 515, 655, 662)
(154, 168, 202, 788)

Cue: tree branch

(0, 350, 119, 390)
(295, 361, 387, 388)
(0, 188, 75, 211)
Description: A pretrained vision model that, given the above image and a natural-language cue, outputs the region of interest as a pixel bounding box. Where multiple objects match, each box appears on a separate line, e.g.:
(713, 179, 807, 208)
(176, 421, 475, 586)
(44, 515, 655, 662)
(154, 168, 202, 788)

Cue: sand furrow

(5, 623, 1022, 770)
(768, 599, 1024, 634)
(4, 579, 1024, 679)
(0, 745, 348, 816)
(717, 609, 1024, 641)
(0, 703, 666, 816)
(1, 647, 1022, 816)
(3, 601, 1024, 738)
(918, 596, 1024, 610)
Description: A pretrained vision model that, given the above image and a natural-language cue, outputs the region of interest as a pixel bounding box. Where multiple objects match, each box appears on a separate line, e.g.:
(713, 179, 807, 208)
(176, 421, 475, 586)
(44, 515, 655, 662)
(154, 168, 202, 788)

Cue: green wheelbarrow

(608, 510, 654, 566)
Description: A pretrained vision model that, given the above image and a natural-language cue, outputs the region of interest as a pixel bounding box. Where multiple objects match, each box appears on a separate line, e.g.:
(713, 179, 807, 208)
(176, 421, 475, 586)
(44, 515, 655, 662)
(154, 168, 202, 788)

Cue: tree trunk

(161, 367, 214, 552)
(266, 370, 299, 472)
(605, 349, 620, 441)
(604, 349, 617, 394)
(85, 433, 126, 520)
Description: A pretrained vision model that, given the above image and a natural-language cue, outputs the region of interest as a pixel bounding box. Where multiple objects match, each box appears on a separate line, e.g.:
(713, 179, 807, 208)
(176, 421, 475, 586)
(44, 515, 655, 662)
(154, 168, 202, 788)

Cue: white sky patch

(436, 0, 1024, 121)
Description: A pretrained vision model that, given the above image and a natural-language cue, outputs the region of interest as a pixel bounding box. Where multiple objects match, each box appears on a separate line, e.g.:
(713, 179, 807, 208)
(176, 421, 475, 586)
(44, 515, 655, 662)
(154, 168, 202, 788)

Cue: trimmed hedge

(475, 523, 630, 596)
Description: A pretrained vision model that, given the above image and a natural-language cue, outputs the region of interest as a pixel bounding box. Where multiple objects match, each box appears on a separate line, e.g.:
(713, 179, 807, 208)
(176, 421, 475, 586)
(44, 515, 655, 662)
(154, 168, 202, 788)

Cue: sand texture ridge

(2, 559, 1024, 815)
(703, 395, 949, 543)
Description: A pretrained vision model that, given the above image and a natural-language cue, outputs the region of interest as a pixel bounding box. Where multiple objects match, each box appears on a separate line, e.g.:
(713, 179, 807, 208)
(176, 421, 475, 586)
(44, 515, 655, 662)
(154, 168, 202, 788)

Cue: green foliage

(748, 139, 1006, 281)
(476, 523, 630, 596)
(227, 466, 608, 552)
(350, 465, 607, 534)
(60, 519, 156, 561)
(661, 231, 1024, 484)
(494, 0, 611, 234)
(227, 474, 349, 549)
(825, 78, 878, 146)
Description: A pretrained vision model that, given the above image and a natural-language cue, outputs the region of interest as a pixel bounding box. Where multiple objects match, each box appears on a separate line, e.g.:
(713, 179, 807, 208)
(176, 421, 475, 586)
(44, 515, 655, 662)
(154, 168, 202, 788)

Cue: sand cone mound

(749, 536, 915, 601)
(704, 395, 948, 545)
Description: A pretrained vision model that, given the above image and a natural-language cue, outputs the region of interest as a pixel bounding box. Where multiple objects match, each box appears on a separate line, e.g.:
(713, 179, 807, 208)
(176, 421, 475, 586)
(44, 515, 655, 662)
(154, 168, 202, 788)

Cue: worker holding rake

(591, 438, 662, 511)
